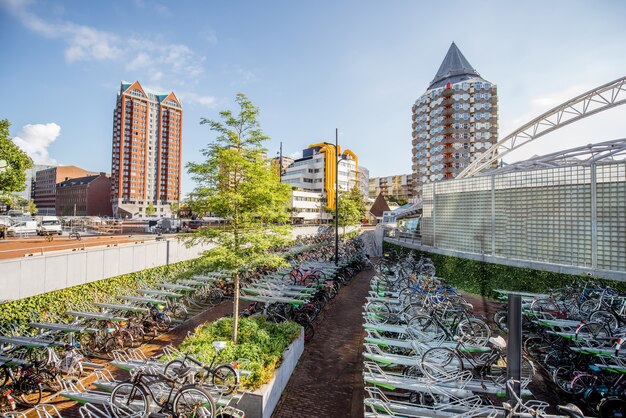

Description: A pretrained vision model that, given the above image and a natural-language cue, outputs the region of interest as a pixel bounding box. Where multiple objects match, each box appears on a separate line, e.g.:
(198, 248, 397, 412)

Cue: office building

(282, 144, 359, 209)
(56, 173, 113, 217)
(34, 165, 95, 215)
(111, 81, 182, 218)
(281, 144, 359, 223)
(412, 42, 498, 196)
(18, 164, 54, 202)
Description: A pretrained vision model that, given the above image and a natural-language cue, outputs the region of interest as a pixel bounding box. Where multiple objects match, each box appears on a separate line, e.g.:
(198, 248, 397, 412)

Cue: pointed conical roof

(428, 42, 484, 90)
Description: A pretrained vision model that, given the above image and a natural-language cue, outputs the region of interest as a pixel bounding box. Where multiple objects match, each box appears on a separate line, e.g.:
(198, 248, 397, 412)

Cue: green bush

(179, 317, 301, 390)
(383, 242, 626, 297)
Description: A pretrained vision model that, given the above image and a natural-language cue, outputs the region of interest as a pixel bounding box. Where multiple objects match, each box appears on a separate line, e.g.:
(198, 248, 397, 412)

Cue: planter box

(230, 328, 304, 418)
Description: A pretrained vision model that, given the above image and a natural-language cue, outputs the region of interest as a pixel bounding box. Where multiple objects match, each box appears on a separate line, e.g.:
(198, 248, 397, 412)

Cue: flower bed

(179, 317, 301, 390)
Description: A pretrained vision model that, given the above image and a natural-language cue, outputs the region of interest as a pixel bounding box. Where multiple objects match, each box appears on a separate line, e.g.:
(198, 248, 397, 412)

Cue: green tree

(27, 199, 37, 215)
(337, 185, 366, 234)
(187, 93, 292, 343)
(146, 202, 156, 216)
(0, 119, 33, 206)
(169, 202, 180, 218)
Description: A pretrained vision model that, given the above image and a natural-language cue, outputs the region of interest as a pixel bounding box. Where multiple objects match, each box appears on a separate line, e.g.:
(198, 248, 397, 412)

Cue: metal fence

(420, 162, 626, 274)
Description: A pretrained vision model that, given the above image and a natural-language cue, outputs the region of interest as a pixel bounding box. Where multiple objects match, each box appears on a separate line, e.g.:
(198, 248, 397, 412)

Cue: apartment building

(369, 174, 415, 203)
(412, 42, 498, 196)
(111, 81, 182, 218)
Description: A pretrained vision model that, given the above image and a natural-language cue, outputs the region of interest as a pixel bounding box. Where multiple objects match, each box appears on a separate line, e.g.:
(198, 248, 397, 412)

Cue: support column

(506, 294, 522, 403)
(591, 164, 597, 269)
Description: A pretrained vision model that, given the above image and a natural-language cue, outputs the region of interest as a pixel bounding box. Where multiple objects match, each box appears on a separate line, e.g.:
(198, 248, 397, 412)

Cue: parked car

(37, 217, 63, 235)
(7, 220, 38, 236)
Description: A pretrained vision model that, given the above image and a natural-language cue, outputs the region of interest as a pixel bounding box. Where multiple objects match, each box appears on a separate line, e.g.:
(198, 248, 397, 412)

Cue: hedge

(383, 242, 626, 297)
(0, 256, 217, 330)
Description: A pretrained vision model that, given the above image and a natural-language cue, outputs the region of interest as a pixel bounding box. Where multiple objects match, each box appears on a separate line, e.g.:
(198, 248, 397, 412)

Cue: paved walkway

(272, 267, 373, 418)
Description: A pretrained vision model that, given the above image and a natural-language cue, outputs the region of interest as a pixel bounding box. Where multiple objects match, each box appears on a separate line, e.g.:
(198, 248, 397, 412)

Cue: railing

(382, 227, 421, 245)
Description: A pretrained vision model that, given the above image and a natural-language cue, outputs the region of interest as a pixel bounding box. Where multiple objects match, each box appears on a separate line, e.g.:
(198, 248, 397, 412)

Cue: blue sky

(1, 0, 625, 196)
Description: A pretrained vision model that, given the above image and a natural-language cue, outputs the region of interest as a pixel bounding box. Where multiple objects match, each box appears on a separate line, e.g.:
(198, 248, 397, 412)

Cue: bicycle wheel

(211, 365, 239, 395)
(523, 336, 552, 359)
(552, 365, 575, 394)
(38, 370, 62, 393)
(173, 385, 215, 418)
(570, 373, 597, 396)
(407, 315, 446, 341)
(599, 397, 626, 418)
(164, 359, 186, 381)
(364, 301, 390, 324)
(574, 322, 612, 347)
(456, 318, 491, 343)
(488, 356, 535, 386)
(16, 376, 42, 407)
(104, 336, 123, 354)
(420, 347, 463, 381)
(493, 310, 508, 333)
(110, 382, 150, 415)
(589, 310, 619, 331)
(578, 300, 600, 319)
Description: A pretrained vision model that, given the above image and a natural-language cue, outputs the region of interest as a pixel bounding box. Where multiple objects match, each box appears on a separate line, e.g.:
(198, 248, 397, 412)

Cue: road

(0, 233, 165, 259)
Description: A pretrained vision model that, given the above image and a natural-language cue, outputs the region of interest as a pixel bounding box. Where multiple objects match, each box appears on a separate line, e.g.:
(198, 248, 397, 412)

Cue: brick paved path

(272, 267, 373, 418)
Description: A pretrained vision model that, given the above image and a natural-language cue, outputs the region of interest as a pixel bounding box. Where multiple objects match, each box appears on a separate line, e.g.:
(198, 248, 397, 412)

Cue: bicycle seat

(172, 366, 193, 379)
(557, 404, 584, 418)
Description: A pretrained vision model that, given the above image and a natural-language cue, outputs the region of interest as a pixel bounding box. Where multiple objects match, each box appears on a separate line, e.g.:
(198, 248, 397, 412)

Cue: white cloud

(12, 123, 61, 165)
(179, 92, 216, 108)
(1, 0, 205, 81)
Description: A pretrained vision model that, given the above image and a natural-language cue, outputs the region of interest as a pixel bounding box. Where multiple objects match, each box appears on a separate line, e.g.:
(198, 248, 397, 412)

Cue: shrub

(179, 317, 301, 390)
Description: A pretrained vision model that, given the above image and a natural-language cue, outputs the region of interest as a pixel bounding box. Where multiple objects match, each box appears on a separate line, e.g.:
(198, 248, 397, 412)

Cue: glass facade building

(412, 43, 498, 197)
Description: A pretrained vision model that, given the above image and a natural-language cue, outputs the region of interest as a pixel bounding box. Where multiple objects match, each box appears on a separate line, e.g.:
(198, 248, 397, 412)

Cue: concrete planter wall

(231, 328, 304, 418)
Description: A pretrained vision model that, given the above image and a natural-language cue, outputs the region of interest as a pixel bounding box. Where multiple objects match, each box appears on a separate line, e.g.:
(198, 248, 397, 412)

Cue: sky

(1, 0, 625, 196)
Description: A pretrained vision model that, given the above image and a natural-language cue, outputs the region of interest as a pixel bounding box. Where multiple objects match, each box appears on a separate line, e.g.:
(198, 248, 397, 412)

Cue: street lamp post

(335, 129, 339, 266)
(323, 132, 347, 267)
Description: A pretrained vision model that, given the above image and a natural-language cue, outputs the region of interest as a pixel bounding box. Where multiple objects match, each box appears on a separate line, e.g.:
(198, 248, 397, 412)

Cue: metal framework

(458, 75, 626, 179)
(483, 138, 626, 175)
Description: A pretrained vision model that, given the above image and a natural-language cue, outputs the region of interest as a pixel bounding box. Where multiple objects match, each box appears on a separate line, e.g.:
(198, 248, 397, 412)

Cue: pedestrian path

(272, 266, 373, 418)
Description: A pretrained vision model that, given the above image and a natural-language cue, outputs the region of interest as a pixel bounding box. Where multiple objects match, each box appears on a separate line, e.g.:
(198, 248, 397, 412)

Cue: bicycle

(0, 363, 43, 407)
(110, 367, 215, 418)
(68, 230, 82, 240)
(420, 335, 535, 386)
(163, 342, 238, 395)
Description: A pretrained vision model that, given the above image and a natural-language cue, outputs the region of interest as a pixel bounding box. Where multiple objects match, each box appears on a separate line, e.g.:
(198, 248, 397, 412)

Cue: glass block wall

(421, 162, 626, 273)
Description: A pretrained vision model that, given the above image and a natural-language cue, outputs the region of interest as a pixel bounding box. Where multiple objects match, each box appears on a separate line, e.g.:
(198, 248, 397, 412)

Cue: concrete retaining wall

(233, 328, 304, 418)
(0, 238, 213, 302)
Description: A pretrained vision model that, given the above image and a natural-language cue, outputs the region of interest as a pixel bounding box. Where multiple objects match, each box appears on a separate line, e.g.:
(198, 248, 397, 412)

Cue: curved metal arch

(482, 137, 626, 175)
(457, 75, 626, 179)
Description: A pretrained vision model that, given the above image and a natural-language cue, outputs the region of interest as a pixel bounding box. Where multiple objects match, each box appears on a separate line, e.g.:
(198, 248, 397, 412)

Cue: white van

(7, 220, 38, 237)
(37, 217, 63, 235)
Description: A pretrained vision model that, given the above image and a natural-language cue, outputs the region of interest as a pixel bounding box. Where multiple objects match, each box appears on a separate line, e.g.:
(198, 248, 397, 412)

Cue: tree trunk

(232, 272, 240, 344)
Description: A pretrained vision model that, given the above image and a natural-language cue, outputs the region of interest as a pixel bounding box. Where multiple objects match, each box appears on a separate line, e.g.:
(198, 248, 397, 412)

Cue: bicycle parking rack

(34, 404, 63, 418)
(92, 303, 149, 314)
(363, 386, 502, 418)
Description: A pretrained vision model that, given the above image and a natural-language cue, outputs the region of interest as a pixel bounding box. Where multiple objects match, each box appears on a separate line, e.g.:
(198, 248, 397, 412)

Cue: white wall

(0, 239, 213, 302)
(0, 227, 358, 303)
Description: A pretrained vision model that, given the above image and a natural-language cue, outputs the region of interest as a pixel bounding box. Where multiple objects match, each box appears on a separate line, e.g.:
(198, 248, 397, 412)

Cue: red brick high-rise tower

(111, 81, 182, 218)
